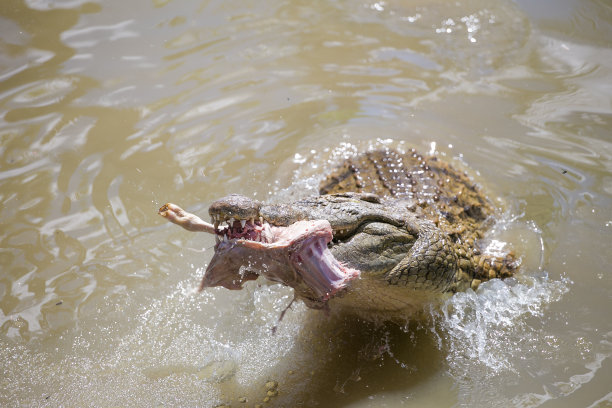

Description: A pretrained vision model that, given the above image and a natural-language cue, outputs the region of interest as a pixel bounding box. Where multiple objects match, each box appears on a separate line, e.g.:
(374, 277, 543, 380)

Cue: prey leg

(158, 203, 215, 234)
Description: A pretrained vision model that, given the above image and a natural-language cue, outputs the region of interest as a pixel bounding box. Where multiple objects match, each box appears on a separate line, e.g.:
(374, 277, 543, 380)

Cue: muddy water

(1, 0, 611, 406)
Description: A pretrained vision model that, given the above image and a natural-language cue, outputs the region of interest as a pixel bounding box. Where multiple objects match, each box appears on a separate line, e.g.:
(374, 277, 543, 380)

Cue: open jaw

(203, 217, 360, 305)
(158, 202, 360, 305)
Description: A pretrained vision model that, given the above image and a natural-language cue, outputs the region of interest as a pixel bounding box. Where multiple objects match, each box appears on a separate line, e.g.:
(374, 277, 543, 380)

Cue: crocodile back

(319, 149, 494, 235)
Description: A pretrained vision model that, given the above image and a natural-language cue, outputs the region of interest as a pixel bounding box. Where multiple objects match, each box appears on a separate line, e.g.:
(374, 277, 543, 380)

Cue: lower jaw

(290, 238, 360, 301)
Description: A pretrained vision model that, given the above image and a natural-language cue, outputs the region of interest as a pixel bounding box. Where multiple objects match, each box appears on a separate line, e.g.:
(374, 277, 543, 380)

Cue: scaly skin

(318, 149, 517, 292)
(160, 148, 518, 316)
(231, 193, 459, 292)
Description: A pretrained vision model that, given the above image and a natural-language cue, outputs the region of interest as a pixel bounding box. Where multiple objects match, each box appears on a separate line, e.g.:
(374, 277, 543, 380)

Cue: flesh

(158, 204, 360, 303)
(203, 220, 360, 302)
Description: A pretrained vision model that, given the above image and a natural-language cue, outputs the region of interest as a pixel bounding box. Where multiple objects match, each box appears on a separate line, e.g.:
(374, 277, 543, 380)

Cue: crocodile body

(319, 149, 516, 289)
(159, 148, 517, 317)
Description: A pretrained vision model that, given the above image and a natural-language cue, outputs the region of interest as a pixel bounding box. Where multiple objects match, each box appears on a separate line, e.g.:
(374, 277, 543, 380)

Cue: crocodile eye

(358, 193, 381, 204)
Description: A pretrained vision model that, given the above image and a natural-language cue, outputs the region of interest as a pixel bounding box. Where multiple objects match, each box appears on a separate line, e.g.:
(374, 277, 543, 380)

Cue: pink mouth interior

(289, 232, 359, 300)
(202, 219, 360, 302)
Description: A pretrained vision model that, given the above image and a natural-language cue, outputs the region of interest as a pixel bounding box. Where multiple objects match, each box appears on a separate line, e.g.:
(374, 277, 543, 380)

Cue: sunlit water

(1, 0, 611, 406)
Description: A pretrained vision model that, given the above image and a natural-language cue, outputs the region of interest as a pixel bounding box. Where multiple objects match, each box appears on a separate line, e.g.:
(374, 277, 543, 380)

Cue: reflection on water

(1, 0, 611, 406)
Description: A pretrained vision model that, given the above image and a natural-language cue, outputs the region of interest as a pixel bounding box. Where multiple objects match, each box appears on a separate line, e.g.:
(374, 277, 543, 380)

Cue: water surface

(1, 0, 611, 406)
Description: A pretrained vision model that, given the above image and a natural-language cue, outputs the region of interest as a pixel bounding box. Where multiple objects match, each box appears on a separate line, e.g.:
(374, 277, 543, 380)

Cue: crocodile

(159, 148, 517, 317)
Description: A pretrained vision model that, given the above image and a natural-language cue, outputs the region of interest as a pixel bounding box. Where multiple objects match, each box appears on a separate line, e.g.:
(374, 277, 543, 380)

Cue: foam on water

(0, 265, 312, 406)
(283, 141, 573, 405)
(427, 206, 571, 404)
(109, 276, 309, 406)
(433, 276, 570, 372)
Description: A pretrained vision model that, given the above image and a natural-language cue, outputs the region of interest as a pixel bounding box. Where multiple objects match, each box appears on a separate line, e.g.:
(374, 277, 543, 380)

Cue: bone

(158, 203, 216, 234)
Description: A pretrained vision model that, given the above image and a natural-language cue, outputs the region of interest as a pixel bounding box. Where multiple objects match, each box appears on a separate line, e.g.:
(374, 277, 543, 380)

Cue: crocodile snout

(208, 194, 262, 224)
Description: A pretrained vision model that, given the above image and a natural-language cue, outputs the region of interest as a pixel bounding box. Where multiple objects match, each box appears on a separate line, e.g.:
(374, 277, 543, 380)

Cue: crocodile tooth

(240, 219, 246, 228)
(259, 216, 263, 224)
(229, 217, 235, 226)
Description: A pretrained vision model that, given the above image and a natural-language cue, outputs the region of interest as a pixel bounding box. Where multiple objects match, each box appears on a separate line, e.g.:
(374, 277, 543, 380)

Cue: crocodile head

(200, 193, 419, 308)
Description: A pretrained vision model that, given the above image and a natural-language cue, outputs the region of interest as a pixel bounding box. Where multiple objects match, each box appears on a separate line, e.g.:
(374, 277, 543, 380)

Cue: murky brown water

(1, 0, 611, 406)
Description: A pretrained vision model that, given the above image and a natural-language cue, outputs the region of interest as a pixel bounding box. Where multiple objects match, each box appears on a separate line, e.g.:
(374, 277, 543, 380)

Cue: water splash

(432, 276, 570, 375)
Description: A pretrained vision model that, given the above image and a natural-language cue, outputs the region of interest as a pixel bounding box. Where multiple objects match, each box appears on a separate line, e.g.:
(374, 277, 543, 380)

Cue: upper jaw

(208, 195, 277, 245)
(207, 192, 409, 247)
(208, 195, 330, 245)
(210, 209, 353, 248)
(207, 194, 363, 245)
